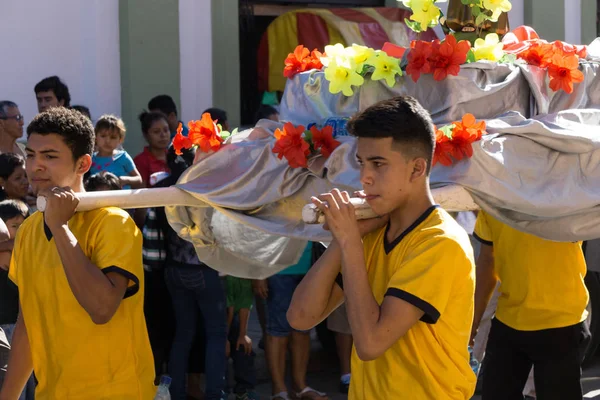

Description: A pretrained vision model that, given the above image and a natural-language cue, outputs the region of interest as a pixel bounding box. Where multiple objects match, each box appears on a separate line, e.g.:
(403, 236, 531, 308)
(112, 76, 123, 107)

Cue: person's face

(357, 137, 425, 215)
(0, 106, 24, 140)
(144, 119, 171, 150)
(96, 129, 123, 155)
(36, 90, 63, 113)
(25, 133, 91, 195)
(150, 109, 178, 131)
(1, 164, 29, 200)
(4, 215, 25, 239)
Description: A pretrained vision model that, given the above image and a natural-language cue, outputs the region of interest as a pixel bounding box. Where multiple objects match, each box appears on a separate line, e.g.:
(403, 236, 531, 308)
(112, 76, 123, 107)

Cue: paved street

(227, 309, 600, 399)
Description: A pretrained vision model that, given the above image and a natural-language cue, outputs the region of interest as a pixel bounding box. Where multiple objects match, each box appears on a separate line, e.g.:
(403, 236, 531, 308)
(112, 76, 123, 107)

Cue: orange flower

(406, 40, 433, 82)
(188, 113, 224, 153)
(306, 50, 324, 71)
(283, 45, 324, 79)
(310, 125, 341, 158)
(452, 113, 486, 142)
(517, 41, 553, 68)
(172, 123, 193, 155)
(552, 41, 587, 59)
(548, 54, 584, 94)
(433, 115, 486, 167)
(428, 35, 470, 82)
(272, 122, 310, 168)
(433, 128, 453, 167)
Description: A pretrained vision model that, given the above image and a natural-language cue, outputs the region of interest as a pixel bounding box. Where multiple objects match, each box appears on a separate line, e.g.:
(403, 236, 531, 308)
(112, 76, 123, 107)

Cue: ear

(410, 157, 428, 182)
(76, 154, 92, 175)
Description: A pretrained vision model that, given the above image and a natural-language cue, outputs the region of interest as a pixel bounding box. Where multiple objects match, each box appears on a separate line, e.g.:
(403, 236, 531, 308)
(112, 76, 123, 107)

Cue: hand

(225, 340, 231, 358)
(323, 190, 389, 237)
(236, 335, 252, 355)
(252, 279, 268, 300)
(313, 189, 363, 246)
(39, 187, 79, 231)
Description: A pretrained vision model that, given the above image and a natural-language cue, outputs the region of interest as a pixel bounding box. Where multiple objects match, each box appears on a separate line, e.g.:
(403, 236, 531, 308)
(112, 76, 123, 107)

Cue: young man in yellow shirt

(0, 108, 155, 400)
(287, 96, 477, 399)
(472, 211, 590, 399)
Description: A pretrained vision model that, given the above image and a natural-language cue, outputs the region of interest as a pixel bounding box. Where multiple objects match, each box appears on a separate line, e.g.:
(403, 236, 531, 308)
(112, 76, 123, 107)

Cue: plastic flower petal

(324, 57, 365, 96)
(188, 113, 224, 153)
(482, 0, 512, 22)
(548, 54, 584, 94)
(310, 125, 341, 158)
(433, 128, 454, 167)
(368, 51, 403, 87)
(428, 35, 471, 81)
(172, 123, 193, 155)
(349, 44, 376, 73)
(407, 0, 442, 28)
(284, 45, 310, 79)
(306, 49, 324, 71)
(320, 43, 347, 67)
(517, 41, 553, 68)
(272, 122, 311, 168)
(406, 40, 433, 82)
(473, 33, 505, 62)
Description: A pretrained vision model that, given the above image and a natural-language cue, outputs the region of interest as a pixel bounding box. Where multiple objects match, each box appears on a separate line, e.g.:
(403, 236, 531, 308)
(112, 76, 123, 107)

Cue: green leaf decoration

(461, 0, 470, 4)
(472, 5, 481, 16)
(499, 53, 517, 64)
(404, 18, 424, 33)
(466, 49, 476, 63)
(475, 13, 487, 26)
(439, 124, 455, 139)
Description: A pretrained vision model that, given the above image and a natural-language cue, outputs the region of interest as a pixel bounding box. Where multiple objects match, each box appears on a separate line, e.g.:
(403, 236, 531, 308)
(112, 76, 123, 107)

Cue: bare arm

(238, 307, 251, 338)
(287, 241, 344, 330)
(471, 243, 497, 343)
(340, 240, 424, 361)
(119, 169, 143, 189)
(0, 306, 33, 400)
(52, 224, 129, 324)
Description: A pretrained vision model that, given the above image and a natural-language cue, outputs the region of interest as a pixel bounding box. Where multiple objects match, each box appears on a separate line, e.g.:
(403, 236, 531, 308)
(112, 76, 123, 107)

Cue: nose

(360, 167, 373, 187)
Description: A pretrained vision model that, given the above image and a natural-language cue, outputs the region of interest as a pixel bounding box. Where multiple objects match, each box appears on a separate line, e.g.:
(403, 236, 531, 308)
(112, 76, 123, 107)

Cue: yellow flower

(320, 43, 348, 67)
(368, 51, 403, 88)
(348, 44, 376, 73)
(324, 57, 365, 96)
(482, 0, 512, 22)
(404, 0, 443, 29)
(473, 33, 505, 62)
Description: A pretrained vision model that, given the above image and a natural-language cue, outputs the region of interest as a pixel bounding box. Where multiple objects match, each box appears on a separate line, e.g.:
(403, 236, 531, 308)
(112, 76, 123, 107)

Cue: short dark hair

(346, 96, 435, 173)
(0, 199, 29, 222)
(254, 105, 278, 123)
(202, 108, 228, 125)
(167, 145, 194, 180)
(138, 111, 168, 135)
(0, 101, 18, 118)
(27, 107, 95, 161)
(0, 153, 25, 180)
(34, 76, 71, 107)
(148, 95, 178, 116)
(71, 105, 91, 120)
(85, 172, 121, 191)
(95, 114, 126, 138)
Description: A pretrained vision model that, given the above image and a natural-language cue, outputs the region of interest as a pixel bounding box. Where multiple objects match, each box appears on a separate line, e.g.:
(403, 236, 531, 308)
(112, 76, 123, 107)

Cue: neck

(70, 179, 86, 194)
(97, 149, 115, 157)
(149, 146, 166, 159)
(387, 184, 435, 241)
(0, 134, 16, 154)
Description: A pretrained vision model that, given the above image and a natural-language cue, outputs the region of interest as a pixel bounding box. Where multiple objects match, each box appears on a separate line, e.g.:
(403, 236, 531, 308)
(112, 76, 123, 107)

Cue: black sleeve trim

(335, 273, 344, 290)
(385, 288, 440, 324)
(473, 232, 493, 246)
(102, 266, 140, 299)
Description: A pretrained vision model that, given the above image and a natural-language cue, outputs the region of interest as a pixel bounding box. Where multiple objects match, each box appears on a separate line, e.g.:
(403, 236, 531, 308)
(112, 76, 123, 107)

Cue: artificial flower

(324, 57, 365, 96)
(428, 35, 471, 81)
(433, 127, 454, 166)
(406, 40, 434, 82)
(320, 43, 348, 67)
(272, 122, 311, 168)
(552, 41, 587, 59)
(348, 44, 376, 73)
(306, 49, 324, 71)
(452, 113, 486, 142)
(188, 113, 224, 153)
(310, 125, 341, 158)
(548, 54, 584, 94)
(473, 33, 505, 62)
(482, 0, 512, 22)
(172, 123, 193, 155)
(517, 41, 553, 68)
(368, 51, 403, 87)
(404, 0, 443, 29)
(284, 45, 310, 79)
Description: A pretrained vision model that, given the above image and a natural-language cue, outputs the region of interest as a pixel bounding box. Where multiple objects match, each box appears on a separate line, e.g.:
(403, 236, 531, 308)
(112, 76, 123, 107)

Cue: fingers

(354, 190, 366, 198)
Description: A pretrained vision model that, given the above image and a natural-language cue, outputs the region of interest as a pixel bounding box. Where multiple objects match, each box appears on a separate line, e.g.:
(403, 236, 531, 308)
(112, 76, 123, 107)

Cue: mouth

(365, 194, 380, 201)
(30, 178, 50, 184)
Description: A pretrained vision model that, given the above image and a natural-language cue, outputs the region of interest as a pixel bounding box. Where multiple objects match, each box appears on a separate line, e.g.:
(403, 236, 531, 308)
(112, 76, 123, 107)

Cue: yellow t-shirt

(474, 210, 588, 331)
(9, 208, 156, 400)
(347, 206, 476, 400)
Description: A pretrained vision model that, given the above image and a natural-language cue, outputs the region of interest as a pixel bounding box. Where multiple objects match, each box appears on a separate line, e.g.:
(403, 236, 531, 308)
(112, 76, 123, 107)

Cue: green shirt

(226, 276, 254, 313)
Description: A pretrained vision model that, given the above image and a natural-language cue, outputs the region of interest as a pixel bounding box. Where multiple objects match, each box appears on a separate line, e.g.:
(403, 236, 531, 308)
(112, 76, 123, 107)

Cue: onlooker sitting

(148, 95, 188, 139)
(84, 172, 121, 192)
(0, 154, 35, 210)
(91, 115, 143, 189)
(0, 101, 26, 157)
(225, 276, 257, 400)
(34, 76, 70, 113)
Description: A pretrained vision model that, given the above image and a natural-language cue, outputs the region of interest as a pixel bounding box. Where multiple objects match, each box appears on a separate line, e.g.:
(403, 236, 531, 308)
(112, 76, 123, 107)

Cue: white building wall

(0, 0, 121, 126)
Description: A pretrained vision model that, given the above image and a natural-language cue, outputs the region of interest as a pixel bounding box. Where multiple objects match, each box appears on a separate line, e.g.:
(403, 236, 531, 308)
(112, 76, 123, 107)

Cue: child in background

(225, 276, 257, 400)
(85, 172, 121, 192)
(0, 199, 34, 400)
(91, 115, 142, 189)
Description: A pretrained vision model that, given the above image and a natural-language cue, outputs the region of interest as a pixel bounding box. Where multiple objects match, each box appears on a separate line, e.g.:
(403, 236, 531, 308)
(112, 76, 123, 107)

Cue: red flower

(188, 113, 224, 153)
(406, 40, 434, 82)
(452, 113, 486, 142)
(172, 123, 193, 155)
(306, 50, 324, 71)
(310, 125, 340, 158)
(548, 53, 584, 94)
(518, 41, 553, 68)
(272, 122, 311, 168)
(283, 45, 324, 79)
(433, 128, 453, 167)
(427, 35, 470, 82)
(552, 41, 587, 59)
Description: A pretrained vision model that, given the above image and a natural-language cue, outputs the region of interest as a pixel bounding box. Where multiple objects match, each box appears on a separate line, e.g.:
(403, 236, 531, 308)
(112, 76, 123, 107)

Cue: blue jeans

(267, 274, 309, 337)
(1, 324, 35, 400)
(227, 315, 256, 394)
(165, 267, 227, 400)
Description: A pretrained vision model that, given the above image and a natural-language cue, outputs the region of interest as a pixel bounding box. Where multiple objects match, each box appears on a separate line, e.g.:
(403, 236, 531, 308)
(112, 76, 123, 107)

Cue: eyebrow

(356, 155, 387, 162)
(25, 148, 60, 154)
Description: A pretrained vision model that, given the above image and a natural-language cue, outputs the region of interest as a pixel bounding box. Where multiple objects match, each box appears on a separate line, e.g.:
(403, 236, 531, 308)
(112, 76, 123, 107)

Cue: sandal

(292, 387, 329, 400)
(271, 391, 291, 400)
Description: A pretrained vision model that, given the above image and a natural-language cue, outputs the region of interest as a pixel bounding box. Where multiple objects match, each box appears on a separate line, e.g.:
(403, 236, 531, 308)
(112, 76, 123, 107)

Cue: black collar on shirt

(383, 205, 439, 254)
(43, 221, 53, 241)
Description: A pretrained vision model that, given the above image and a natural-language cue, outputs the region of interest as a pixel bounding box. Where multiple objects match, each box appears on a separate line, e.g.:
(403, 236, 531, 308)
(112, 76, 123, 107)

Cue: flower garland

(272, 122, 341, 168)
(172, 113, 237, 156)
(433, 114, 487, 166)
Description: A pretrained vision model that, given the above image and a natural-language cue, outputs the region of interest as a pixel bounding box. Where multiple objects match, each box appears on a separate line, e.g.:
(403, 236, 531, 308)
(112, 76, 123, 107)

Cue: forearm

(52, 225, 123, 323)
(287, 241, 343, 329)
(472, 265, 498, 332)
(0, 315, 33, 400)
(119, 175, 143, 188)
(238, 308, 251, 337)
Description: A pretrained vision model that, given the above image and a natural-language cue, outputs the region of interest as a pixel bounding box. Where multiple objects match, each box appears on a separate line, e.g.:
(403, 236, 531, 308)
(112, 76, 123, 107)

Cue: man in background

(34, 76, 71, 113)
(0, 102, 25, 157)
(148, 95, 188, 139)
